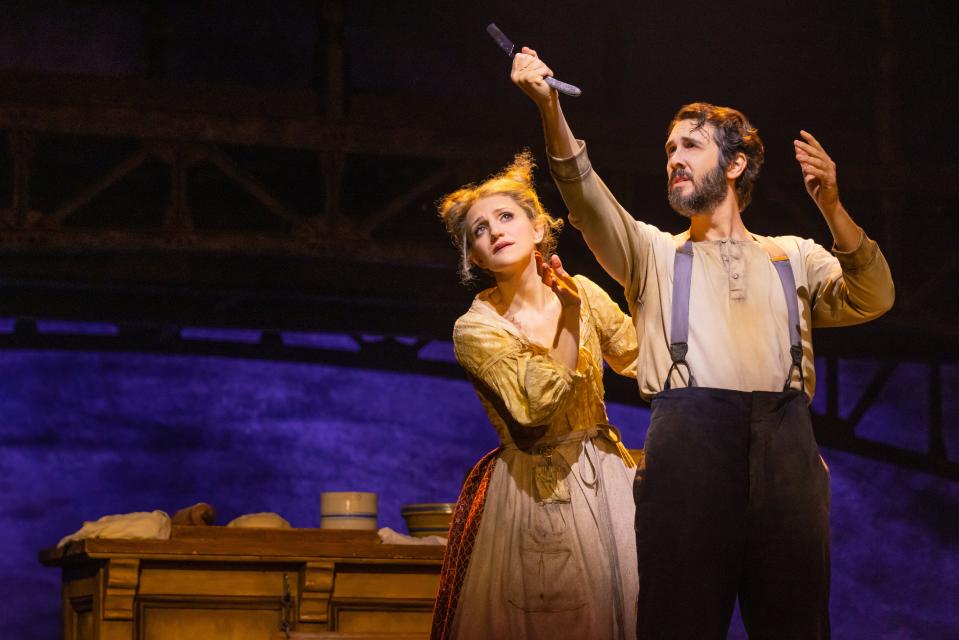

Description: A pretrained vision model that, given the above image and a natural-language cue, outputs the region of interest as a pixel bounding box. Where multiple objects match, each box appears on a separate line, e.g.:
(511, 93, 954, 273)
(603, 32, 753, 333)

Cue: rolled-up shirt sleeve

(803, 229, 895, 327)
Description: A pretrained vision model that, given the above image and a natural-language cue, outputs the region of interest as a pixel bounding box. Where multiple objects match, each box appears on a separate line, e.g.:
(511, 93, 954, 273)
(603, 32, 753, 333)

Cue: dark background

(0, 1, 957, 637)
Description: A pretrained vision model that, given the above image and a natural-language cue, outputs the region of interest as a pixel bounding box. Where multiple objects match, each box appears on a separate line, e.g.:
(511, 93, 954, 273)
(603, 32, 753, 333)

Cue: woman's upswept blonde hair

(437, 150, 563, 284)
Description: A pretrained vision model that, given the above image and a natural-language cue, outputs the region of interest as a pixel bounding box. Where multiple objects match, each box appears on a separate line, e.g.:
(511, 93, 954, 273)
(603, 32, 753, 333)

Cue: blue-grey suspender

(769, 254, 805, 391)
(666, 239, 804, 392)
(664, 241, 695, 389)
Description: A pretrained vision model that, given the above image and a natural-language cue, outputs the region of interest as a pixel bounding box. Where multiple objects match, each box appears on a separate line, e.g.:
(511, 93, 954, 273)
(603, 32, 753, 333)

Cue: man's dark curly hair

(668, 103, 765, 211)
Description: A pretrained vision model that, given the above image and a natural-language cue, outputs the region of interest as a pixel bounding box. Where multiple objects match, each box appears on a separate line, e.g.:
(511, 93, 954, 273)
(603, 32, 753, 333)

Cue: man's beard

(667, 163, 729, 217)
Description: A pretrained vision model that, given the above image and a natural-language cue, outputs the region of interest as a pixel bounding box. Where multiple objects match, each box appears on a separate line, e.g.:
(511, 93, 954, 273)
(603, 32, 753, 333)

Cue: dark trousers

(635, 387, 831, 640)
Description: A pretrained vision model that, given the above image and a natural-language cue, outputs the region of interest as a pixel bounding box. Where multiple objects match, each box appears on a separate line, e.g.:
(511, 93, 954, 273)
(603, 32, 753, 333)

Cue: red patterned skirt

(429, 448, 500, 640)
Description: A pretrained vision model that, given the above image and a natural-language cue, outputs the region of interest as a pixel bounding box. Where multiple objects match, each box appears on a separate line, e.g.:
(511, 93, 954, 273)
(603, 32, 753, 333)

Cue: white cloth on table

(378, 527, 447, 545)
(57, 510, 171, 547)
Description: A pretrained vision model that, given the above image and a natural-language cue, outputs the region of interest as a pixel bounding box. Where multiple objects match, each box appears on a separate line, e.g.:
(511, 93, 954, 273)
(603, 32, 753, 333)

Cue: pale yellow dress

(449, 275, 639, 640)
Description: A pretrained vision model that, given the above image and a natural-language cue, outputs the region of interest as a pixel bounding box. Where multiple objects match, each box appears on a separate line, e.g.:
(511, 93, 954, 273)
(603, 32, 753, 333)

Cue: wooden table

(40, 526, 443, 640)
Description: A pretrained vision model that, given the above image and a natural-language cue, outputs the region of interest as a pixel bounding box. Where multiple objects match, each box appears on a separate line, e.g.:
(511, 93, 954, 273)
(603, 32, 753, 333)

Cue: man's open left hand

(794, 130, 841, 215)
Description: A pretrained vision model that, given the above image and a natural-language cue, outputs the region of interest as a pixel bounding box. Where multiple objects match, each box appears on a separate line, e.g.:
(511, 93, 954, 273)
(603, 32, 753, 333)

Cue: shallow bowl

(401, 502, 455, 538)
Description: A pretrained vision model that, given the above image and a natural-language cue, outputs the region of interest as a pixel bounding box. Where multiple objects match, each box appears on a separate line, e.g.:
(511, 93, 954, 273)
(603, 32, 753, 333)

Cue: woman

(431, 151, 639, 640)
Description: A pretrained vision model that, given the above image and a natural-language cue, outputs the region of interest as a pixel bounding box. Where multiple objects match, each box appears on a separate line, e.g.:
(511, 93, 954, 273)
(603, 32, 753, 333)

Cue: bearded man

(511, 46, 894, 639)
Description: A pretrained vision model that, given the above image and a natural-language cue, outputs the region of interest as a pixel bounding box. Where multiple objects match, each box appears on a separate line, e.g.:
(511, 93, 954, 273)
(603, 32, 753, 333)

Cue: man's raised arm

(511, 47, 653, 296)
(793, 129, 895, 322)
(510, 47, 577, 159)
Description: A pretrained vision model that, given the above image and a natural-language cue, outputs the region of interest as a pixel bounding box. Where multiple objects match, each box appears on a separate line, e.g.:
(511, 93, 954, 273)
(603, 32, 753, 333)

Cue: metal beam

(199, 145, 310, 227)
(47, 148, 152, 228)
(360, 166, 452, 237)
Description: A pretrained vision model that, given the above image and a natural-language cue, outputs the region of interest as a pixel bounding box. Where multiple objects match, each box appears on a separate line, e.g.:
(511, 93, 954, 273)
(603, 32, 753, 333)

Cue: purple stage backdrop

(0, 343, 956, 638)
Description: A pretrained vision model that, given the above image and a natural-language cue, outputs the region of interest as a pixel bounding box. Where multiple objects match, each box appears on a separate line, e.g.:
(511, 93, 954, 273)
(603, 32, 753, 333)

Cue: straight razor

(486, 23, 582, 97)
